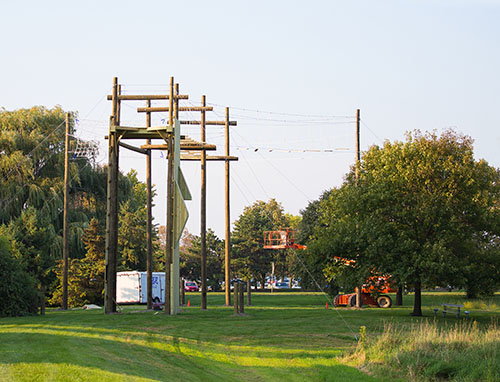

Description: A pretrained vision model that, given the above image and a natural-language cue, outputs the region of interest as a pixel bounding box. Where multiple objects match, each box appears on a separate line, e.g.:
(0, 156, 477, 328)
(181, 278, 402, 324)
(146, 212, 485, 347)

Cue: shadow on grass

(0, 330, 381, 382)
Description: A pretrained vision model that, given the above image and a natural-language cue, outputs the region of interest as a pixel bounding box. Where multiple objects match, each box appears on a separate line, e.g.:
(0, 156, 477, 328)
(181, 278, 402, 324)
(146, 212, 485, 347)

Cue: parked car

(274, 282, 290, 289)
(184, 281, 199, 292)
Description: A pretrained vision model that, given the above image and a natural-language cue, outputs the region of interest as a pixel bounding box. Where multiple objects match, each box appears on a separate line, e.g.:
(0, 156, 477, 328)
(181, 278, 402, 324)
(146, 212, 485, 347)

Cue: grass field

(0, 292, 498, 381)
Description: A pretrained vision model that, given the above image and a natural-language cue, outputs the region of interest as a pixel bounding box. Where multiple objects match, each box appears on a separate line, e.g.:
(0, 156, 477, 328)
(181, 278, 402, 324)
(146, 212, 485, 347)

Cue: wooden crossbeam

(141, 143, 217, 151)
(137, 106, 214, 113)
(105, 133, 183, 140)
(107, 94, 188, 101)
(180, 154, 238, 161)
(111, 125, 173, 133)
(180, 120, 237, 126)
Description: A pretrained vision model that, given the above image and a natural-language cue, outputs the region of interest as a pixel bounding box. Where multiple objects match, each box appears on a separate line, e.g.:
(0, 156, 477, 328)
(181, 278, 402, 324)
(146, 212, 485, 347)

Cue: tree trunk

(247, 279, 252, 305)
(411, 280, 422, 316)
(395, 285, 403, 306)
(39, 286, 46, 315)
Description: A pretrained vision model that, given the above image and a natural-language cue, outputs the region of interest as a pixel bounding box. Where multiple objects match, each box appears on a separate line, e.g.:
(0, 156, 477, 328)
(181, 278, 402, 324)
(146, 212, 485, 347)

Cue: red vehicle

(184, 281, 199, 292)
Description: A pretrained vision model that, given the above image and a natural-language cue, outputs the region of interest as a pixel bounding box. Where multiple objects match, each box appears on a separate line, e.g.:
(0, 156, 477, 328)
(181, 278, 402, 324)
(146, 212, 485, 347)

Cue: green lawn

(0, 292, 498, 381)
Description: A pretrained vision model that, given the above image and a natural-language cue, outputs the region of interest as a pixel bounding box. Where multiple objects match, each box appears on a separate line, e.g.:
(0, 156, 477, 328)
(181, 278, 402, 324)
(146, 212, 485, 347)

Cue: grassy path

(0, 292, 498, 381)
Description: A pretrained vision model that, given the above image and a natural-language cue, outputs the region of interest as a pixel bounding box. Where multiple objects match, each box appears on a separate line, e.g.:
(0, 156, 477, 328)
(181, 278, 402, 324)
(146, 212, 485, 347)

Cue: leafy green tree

(232, 199, 289, 288)
(316, 130, 500, 315)
(0, 107, 104, 296)
(294, 190, 334, 291)
(0, 234, 39, 316)
(118, 170, 157, 271)
(50, 218, 106, 307)
(4, 207, 61, 289)
(180, 229, 225, 290)
(0, 107, 68, 225)
(0, 107, 153, 306)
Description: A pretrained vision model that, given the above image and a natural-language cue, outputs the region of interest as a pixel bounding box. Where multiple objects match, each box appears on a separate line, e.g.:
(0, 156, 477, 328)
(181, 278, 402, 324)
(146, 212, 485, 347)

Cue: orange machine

(263, 228, 306, 250)
(263, 229, 395, 308)
(332, 256, 395, 308)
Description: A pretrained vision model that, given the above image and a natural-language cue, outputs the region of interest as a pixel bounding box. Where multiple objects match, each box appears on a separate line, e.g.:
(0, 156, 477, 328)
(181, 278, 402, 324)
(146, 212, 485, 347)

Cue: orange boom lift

(263, 229, 394, 308)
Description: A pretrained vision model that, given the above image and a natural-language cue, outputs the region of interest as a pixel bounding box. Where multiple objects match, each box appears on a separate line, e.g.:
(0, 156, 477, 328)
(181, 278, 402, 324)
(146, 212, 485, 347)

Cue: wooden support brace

(119, 142, 148, 155)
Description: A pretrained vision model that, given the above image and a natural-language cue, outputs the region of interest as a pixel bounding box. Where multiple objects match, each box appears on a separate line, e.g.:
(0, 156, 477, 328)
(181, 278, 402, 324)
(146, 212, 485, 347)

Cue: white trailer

(116, 271, 165, 304)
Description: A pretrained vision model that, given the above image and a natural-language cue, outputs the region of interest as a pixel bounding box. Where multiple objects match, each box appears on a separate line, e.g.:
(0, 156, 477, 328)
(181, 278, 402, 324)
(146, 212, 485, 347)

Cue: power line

(207, 102, 353, 119)
(360, 118, 384, 144)
(229, 150, 358, 340)
(234, 146, 352, 153)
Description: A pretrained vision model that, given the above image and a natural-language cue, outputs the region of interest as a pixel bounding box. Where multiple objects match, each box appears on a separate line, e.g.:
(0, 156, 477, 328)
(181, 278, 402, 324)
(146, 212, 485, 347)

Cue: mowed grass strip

(0, 292, 498, 381)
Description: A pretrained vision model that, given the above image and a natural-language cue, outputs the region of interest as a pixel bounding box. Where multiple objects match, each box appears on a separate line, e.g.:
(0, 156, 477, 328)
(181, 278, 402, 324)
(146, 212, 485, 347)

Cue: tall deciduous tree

(315, 130, 500, 316)
(0, 234, 39, 316)
(294, 190, 334, 291)
(180, 229, 225, 290)
(118, 170, 159, 271)
(232, 199, 289, 288)
(50, 218, 106, 307)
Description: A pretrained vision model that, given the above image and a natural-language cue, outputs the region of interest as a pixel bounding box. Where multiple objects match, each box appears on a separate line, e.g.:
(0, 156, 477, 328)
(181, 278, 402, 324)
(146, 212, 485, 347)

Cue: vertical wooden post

(233, 282, 239, 314)
(146, 100, 153, 310)
(164, 76, 175, 315)
(105, 77, 119, 314)
(172, 83, 181, 315)
(174, 83, 179, 119)
(180, 278, 185, 306)
(200, 95, 207, 310)
(355, 109, 360, 180)
(225, 107, 232, 306)
(355, 108, 362, 309)
(246, 279, 251, 306)
(239, 282, 244, 314)
(62, 112, 70, 310)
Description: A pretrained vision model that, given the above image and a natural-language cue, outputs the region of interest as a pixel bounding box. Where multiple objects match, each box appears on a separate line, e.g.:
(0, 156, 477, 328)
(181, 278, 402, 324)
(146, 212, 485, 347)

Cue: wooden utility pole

(165, 77, 175, 315)
(62, 112, 70, 310)
(200, 95, 207, 310)
(146, 100, 153, 310)
(225, 107, 232, 306)
(355, 108, 362, 309)
(105, 77, 120, 314)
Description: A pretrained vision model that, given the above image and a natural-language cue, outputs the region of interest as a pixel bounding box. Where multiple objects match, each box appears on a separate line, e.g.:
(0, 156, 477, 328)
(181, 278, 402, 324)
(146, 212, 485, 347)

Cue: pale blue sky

(1, 1, 499, 236)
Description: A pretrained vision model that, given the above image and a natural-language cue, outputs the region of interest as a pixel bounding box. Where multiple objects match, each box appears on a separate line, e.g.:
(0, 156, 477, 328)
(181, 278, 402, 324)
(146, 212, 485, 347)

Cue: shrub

(0, 235, 39, 316)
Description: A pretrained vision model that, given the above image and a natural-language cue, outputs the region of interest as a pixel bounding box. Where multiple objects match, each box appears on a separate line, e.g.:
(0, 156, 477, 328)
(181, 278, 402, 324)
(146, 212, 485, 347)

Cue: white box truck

(116, 271, 165, 304)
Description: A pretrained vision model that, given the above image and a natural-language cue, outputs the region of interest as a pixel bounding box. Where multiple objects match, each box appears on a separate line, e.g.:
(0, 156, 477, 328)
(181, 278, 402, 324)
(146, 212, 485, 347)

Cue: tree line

(0, 107, 163, 315)
(1, 107, 498, 317)
(180, 130, 500, 316)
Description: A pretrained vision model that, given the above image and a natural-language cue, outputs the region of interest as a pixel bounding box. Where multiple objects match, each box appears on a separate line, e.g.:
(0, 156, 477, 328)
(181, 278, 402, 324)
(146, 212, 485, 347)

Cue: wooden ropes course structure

(104, 76, 237, 314)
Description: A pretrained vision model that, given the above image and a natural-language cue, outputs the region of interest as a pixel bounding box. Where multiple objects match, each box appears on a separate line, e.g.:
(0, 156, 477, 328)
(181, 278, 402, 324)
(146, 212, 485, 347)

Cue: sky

(1, 0, 499, 237)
